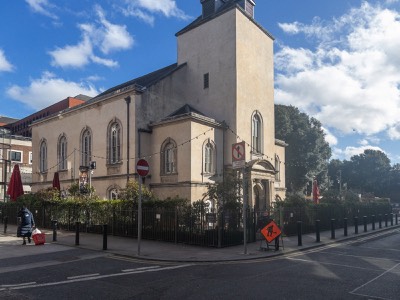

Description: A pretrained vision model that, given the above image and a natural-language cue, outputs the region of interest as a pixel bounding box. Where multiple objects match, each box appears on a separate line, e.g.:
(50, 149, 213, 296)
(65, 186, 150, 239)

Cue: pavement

(1, 220, 399, 262)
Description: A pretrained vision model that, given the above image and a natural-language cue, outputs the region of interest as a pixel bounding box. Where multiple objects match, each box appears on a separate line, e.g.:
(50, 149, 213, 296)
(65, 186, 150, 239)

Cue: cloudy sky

(0, 0, 399, 164)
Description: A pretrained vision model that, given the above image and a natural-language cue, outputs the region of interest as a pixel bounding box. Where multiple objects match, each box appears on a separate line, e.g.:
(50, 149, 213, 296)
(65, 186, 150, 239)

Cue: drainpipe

(125, 96, 131, 183)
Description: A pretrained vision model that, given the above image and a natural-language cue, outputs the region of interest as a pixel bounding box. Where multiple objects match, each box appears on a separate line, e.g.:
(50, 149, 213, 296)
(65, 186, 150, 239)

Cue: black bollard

(354, 217, 358, 234)
(315, 220, 320, 242)
(331, 219, 336, 239)
(344, 218, 348, 237)
(396, 214, 398, 225)
(297, 221, 302, 246)
(3, 216, 8, 234)
(372, 215, 375, 230)
(75, 222, 80, 246)
(52, 220, 58, 242)
(363, 216, 367, 232)
(390, 213, 394, 226)
(379, 214, 382, 229)
(385, 214, 388, 227)
(103, 225, 108, 250)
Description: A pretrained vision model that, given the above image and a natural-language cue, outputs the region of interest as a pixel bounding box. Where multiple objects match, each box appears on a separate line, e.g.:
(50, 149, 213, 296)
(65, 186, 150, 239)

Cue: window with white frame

(108, 121, 121, 164)
(252, 112, 263, 154)
(161, 138, 177, 175)
(39, 140, 47, 173)
(10, 150, 22, 163)
(58, 135, 67, 170)
(203, 139, 216, 175)
(81, 128, 92, 167)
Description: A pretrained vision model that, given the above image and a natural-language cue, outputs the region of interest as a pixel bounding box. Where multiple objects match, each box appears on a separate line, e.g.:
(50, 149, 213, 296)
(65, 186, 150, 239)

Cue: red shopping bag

(32, 228, 46, 245)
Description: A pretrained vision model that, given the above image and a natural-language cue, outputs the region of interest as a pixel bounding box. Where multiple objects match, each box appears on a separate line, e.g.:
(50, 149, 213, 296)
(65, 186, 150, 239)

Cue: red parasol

(7, 164, 24, 201)
(313, 178, 320, 204)
(52, 172, 61, 190)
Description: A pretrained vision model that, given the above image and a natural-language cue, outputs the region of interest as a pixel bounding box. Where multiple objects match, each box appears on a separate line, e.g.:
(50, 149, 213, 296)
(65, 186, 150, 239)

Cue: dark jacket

(17, 208, 35, 237)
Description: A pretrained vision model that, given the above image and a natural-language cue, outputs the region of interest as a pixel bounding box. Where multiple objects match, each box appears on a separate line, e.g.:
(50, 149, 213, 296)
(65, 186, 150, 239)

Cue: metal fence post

(52, 220, 57, 242)
(385, 214, 388, 227)
(379, 214, 382, 229)
(3, 216, 7, 234)
(315, 220, 320, 242)
(390, 213, 394, 226)
(363, 216, 367, 232)
(297, 221, 302, 246)
(344, 218, 348, 236)
(103, 224, 108, 250)
(331, 219, 335, 239)
(371, 215, 375, 230)
(75, 222, 80, 246)
(354, 217, 358, 234)
(396, 214, 398, 225)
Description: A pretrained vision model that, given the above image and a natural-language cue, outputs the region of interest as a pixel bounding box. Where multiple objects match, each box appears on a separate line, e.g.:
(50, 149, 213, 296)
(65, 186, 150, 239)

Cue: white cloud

(6, 72, 99, 110)
(275, 2, 400, 141)
(332, 145, 385, 161)
(49, 33, 93, 68)
(388, 123, 400, 139)
(25, 0, 58, 20)
(122, 0, 190, 25)
(0, 49, 14, 72)
(94, 5, 134, 54)
(48, 7, 132, 68)
(322, 127, 338, 146)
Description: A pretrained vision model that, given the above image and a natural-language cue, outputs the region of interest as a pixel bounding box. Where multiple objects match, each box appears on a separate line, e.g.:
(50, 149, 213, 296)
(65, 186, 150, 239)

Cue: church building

(31, 0, 287, 210)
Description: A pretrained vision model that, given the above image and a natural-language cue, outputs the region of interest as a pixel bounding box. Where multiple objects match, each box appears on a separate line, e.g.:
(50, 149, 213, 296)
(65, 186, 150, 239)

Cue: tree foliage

(328, 149, 396, 198)
(275, 105, 331, 194)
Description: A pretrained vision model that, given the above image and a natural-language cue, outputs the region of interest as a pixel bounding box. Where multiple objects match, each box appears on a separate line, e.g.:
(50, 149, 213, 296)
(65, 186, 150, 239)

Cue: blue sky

(0, 0, 399, 165)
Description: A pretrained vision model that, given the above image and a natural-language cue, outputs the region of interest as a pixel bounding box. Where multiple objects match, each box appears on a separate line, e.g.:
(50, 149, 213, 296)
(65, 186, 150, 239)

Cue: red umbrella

(7, 164, 24, 202)
(313, 178, 320, 204)
(52, 172, 61, 190)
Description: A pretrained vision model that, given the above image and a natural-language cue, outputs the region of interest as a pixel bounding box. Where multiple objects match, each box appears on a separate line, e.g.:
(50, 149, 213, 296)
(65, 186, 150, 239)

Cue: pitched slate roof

(166, 104, 206, 118)
(96, 63, 183, 98)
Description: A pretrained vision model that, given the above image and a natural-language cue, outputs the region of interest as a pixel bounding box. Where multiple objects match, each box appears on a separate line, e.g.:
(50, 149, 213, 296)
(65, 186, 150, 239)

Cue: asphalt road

(1, 230, 399, 300)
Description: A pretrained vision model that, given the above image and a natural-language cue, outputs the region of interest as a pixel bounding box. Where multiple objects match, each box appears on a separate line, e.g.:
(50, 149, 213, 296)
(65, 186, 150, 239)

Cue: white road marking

(1, 282, 37, 288)
(350, 262, 400, 294)
(0, 264, 193, 291)
(67, 273, 100, 280)
(286, 257, 380, 272)
(122, 266, 160, 272)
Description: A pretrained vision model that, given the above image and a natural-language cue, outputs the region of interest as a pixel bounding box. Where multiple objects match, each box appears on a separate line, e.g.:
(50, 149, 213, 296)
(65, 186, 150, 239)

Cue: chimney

(240, 0, 255, 18)
(200, 0, 224, 19)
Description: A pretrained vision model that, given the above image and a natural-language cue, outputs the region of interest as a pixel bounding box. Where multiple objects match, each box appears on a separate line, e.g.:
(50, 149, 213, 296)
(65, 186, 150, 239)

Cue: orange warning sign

(261, 221, 281, 243)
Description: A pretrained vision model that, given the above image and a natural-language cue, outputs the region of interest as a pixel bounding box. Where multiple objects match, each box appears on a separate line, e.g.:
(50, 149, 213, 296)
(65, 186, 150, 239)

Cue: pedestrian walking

(17, 204, 35, 245)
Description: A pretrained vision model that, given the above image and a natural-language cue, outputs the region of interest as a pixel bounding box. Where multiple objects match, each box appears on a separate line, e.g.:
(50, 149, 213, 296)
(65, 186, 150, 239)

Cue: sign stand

(136, 159, 149, 256)
(260, 221, 284, 251)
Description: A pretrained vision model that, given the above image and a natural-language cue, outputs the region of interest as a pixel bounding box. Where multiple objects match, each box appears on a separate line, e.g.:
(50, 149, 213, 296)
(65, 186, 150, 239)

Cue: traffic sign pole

(136, 159, 149, 256)
(138, 175, 142, 256)
(243, 167, 247, 255)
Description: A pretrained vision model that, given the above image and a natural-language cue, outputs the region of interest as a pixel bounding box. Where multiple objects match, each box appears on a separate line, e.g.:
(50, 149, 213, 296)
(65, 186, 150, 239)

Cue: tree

(328, 150, 394, 198)
(348, 150, 391, 196)
(275, 105, 331, 194)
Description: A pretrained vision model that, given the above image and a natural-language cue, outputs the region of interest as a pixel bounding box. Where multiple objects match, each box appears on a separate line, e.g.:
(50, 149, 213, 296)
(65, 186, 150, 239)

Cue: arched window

(58, 134, 67, 171)
(109, 188, 118, 200)
(161, 138, 177, 175)
(39, 139, 47, 173)
(108, 121, 121, 164)
(252, 112, 263, 154)
(275, 155, 281, 181)
(81, 128, 92, 167)
(203, 139, 216, 175)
